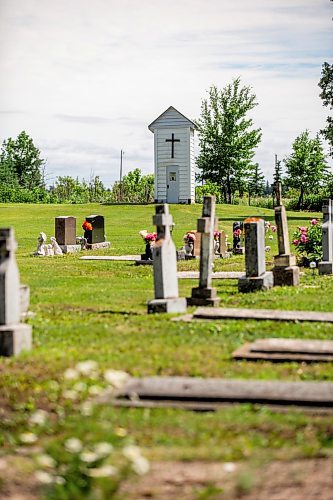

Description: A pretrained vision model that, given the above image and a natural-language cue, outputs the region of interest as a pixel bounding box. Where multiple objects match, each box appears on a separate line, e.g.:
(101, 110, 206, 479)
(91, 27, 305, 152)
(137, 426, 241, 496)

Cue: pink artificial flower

(300, 233, 308, 243)
(271, 225, 277, 232)
(214, 230, 220, 239)
(311, 219, 318, 225)
(233, 229, 241, 237)
(293, 239, 299, 246)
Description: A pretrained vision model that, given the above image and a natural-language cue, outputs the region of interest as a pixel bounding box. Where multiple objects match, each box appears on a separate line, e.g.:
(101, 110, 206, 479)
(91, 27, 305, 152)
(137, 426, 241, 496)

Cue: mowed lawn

(1, 203, 333, 494)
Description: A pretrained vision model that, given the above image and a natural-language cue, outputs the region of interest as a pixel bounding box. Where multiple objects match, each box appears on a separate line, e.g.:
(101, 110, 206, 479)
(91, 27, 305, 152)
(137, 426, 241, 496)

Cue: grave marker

(0, 228, 32, 356)
(187, 196, 220, 306)
(272, 183, 300, 286)
(319, 199, 333, 275)
(147, 205, 186, 313)
(55, 216, 81, 253)
(238, 218, 273, 292)
(84, 215, 111, 250)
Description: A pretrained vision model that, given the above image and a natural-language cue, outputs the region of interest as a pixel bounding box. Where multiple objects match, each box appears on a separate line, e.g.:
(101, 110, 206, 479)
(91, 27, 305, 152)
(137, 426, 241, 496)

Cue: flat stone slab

(80, 255, 140, 261)
(191, 307, 333, 323)
(97, 376, 333, 410)
(233, 339, 333, 362)
(177, 271, 243, 279)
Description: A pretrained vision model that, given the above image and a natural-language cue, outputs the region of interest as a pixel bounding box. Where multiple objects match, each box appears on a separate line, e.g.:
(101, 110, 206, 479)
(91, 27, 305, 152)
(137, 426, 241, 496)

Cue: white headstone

(319, 199, 333, 275)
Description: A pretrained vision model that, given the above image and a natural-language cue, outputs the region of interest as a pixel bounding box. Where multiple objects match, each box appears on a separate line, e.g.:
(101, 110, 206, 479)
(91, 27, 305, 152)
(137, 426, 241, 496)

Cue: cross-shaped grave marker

(147, 205, 186, 313)
(187, 196, 220, 306)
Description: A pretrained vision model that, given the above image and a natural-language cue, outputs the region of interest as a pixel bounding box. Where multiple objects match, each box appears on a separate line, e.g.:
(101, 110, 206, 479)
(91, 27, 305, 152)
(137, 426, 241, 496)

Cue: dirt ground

(1, 457, 332, 499)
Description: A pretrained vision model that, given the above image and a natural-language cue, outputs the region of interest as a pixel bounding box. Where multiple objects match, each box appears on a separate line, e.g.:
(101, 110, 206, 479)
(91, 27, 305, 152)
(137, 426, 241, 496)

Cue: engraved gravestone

(0, 228, 32, 356)
(272, 183, 300, 286)
(148, 205, 186, 313)
(238, 218, 273, 292)
(318, 199, 333, 275)
(187, 196, 220, 306)
(55, 216, 81, 253)
(84, 215, 111, 250)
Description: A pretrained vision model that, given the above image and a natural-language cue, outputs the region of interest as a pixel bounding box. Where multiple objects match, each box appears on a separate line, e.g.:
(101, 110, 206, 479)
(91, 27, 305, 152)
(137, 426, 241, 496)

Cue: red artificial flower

(186, 232, 196, 242)
(214, 231, 221, 238)
(233, 228, 241, 237)
(82, 221, 93, 231)
(145, 232, 157, 242)
(311, 219, 318, 225)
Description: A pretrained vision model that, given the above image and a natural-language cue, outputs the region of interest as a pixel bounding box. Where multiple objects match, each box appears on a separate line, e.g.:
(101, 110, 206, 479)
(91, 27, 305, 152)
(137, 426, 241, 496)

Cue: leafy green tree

(110, 168, 154, 203)
(0, 131, 45, 189)
(318, 62, 333, 157)
(284, 130, 328, 209)
(196, 78, 262, 203)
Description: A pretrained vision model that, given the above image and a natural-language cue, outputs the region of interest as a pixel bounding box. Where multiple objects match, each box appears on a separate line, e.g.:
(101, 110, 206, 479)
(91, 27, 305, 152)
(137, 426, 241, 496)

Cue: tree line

(0, 62, 332, 208)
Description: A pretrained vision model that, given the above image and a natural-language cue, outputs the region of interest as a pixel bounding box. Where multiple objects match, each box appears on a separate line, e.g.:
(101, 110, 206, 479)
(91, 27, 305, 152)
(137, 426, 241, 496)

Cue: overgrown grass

(1, 203, 333, 493)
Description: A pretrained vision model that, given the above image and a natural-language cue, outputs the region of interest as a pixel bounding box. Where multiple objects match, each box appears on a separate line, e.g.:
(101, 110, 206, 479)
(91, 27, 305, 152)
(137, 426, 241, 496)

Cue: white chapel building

(148, 106, 196, 204)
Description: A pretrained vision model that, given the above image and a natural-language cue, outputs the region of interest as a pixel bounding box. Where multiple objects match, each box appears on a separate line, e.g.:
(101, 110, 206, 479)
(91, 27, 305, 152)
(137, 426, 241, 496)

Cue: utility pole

(119, 149, 124, 202)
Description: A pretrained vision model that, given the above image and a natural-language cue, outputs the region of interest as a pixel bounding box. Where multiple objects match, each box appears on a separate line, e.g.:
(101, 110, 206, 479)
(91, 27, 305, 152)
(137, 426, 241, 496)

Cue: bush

(286, 194, 324, 212)
(292, 218, 322, 265)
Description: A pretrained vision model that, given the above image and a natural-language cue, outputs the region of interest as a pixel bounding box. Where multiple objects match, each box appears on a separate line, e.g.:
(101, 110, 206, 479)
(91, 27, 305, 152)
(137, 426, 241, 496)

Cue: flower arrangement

(184, 231, 196, 242)
(292, 218, 322, 266)
(139, 230, 157, 243)
(82, 221, 93, 231)
(214, 230, 220, 240)
(233, 228, 241, 238)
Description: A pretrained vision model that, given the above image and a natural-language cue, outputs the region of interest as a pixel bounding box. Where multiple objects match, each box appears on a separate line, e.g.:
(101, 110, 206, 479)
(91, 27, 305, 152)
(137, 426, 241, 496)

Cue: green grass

(1, 202, 333, 472)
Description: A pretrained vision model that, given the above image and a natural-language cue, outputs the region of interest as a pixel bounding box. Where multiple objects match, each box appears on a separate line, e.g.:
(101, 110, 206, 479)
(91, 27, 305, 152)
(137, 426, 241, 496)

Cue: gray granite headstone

(319, 199, 333, 275)
(147, 205, 186, 313)
(238, 218, 273, 292)
(55, 216, 81, 253)
(272, 183, 300, 286)
(187, 196, 220, 306)
(0, 228, 32, 356)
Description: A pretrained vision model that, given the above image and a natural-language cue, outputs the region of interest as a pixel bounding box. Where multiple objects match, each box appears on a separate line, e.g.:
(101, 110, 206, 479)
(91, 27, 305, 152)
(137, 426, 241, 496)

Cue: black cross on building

(165, 133, 180, 158)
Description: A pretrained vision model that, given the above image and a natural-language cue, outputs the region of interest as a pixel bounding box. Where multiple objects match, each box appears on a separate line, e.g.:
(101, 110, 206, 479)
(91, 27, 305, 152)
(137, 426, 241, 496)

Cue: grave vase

(145, 241, 153, 260)
(84, 230, 92, 244)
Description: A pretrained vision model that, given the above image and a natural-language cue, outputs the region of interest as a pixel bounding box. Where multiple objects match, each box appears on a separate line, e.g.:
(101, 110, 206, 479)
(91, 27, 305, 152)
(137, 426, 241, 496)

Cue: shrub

(292, 218, 322, 266)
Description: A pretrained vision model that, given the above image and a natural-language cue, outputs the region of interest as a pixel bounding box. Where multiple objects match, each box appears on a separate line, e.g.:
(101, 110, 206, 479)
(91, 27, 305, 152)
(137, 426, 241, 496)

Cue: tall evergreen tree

(248, 163, 265, 204)
(196, 78, 262, 204)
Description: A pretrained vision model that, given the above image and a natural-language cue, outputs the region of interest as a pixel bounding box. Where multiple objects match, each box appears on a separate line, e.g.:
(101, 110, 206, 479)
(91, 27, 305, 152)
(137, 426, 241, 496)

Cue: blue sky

(0, 0, 332, 186)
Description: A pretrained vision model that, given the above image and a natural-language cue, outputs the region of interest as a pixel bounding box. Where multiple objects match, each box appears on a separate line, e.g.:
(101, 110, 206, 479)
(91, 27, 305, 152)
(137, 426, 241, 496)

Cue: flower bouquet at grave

(82, 221, 93, 244)
(264, 221, 277, 252)
(232, 227, 242, 252)
(183, 231, 196, 256)
(292, 219, 323, 267)
(139, 230, 157, 260)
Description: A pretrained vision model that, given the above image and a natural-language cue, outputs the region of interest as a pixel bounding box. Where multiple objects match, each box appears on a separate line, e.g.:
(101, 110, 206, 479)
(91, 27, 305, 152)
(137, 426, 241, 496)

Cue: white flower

(87, 465, 118, 478)
(223, 462, 236, 473)
(76, 360, 98, 376)
(64, 368, 79, 380)
(55, 476, 66, 485)
(80, 451, 99, 463)
(64, 438, 83, 453)
(104, 370, 129, 389)
(131, 456, 150, 475)
(269, 235, 274, 240)
(265, 245, 271, 252)
(19, 432, 38, 444)
(29, 410, 48, 426)
(88, 385, 104, 396)
(81, 401, 94, 416)
(93, 442, 113, 457)
(122, 445, 141, 461)
(35, 470, 54, 484)
(36, 454, 56, 468)
(73, 382, 87, 392)
(62, 390, 79, 400)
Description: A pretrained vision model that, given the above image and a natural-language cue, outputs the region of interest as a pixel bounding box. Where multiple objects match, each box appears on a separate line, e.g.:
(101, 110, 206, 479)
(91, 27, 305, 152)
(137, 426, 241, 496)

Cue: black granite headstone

(85, 215, 106, 244)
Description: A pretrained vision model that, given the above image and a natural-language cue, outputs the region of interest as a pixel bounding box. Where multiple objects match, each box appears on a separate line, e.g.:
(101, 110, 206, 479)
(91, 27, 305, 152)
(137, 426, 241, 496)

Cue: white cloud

(0, 0, 332, 186)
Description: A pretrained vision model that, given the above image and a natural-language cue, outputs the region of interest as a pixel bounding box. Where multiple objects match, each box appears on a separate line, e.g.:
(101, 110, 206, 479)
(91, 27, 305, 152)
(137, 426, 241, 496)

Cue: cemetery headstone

(147, 205, 186, 313)
(187, 196, 220, 307)
(238, 218, 273, 292)
(232, 221, 244, 254)
(0, 228, 32, 356)
(84, 215, 111, 250)
(318, 199, 333, 275)
(272, 183, 300, 286)
(55, 216, 81, 253)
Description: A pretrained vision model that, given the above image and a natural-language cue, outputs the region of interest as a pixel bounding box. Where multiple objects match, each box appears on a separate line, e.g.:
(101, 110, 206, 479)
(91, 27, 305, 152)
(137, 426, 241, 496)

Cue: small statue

(45, 244, 54, 256)
(50, 237, 63, 256)
(34, 232, 47, 256)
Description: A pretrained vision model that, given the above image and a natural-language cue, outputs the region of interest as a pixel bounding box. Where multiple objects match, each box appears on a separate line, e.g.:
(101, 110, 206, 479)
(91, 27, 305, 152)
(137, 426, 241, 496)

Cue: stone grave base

(135, 259, 153, 266)
(19, 284, 30, 314)
(238, 271, 273, 292)
(233, 338, 333, 362)
(318, 261, 333, 275)
(86, 241, 111, 250)
(0, 323, 32, 356)
(60, 244, 82, 254)
(273, 266, 300, 286)
(187, 287, 220, 307)
(147, 297, 187, 314)
(96, 376, 333, 411)
(233, 247, 244, 255)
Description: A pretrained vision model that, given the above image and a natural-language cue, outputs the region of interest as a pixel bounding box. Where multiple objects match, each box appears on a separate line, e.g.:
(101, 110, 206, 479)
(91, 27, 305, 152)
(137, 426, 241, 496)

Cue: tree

(248, 163, 265, 205)
(196, 78, 262, 203)
(0, 131, 45, 189)
(318, 62, 333, 157)
(110, 168, 154, 203)
(284, 130, 328, 209)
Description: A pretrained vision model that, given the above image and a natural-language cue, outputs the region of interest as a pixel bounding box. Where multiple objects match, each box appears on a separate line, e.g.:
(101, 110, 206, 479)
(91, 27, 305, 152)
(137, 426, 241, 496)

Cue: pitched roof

(148, 106, 196, 132)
